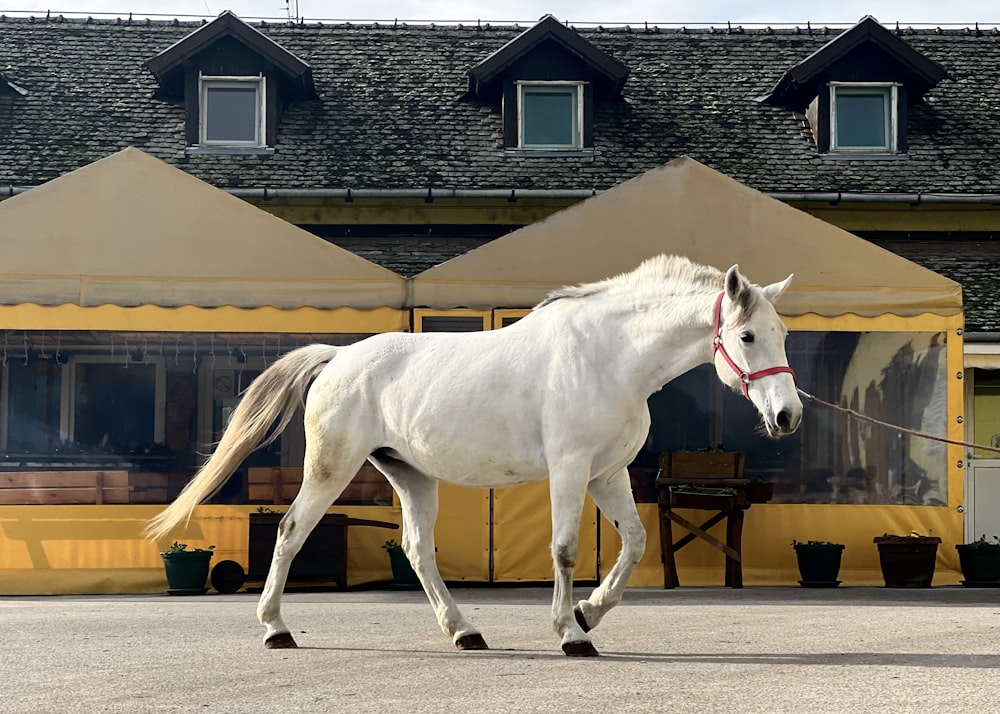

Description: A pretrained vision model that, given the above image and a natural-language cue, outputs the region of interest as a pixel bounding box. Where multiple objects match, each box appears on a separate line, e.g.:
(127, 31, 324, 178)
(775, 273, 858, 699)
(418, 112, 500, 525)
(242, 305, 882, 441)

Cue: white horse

(147, 254, 801, 657)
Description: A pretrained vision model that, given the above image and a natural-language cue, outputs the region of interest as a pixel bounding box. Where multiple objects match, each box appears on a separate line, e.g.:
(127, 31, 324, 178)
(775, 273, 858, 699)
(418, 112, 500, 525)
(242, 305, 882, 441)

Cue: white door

(967, 461, 1000, 541)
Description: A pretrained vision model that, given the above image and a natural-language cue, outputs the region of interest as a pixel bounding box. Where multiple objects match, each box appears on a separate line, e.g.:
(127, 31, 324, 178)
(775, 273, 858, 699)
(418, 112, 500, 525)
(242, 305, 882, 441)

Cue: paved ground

(1, 586, 997, 713)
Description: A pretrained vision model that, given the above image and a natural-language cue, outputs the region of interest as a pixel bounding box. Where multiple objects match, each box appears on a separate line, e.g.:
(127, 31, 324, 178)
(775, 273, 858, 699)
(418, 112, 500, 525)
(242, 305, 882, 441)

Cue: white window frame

(516, 81, 584, 149)
(829, 82, 898, 153)
(199, 73, 265, 147)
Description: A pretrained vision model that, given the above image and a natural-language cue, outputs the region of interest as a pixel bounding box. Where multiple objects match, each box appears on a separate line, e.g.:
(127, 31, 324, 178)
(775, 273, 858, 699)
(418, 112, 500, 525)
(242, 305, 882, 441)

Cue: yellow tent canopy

(0, 147, 405, 310)
(410, 156, 962, 317)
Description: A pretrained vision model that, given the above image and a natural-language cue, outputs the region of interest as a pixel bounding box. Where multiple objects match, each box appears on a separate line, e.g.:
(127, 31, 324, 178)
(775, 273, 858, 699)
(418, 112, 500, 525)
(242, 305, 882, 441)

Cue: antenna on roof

(285, 0, 301, 22)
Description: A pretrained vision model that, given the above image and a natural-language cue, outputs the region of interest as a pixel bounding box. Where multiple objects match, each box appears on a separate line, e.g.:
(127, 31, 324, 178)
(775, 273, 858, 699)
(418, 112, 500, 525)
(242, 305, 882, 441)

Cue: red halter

(712, 292, 796, 400)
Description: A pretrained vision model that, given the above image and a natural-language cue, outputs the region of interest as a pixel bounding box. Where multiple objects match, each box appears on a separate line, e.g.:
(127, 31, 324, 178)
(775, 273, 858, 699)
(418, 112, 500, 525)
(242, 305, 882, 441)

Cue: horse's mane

(535, 254, 725, 310)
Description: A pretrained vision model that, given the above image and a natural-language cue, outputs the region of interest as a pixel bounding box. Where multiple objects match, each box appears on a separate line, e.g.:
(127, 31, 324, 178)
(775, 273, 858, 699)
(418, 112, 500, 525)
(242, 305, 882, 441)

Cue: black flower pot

(385, 545, 421, 589)
(793, 542, 844, 587)
(955, 544, 1000, 586)
(874, 536, 940, 588)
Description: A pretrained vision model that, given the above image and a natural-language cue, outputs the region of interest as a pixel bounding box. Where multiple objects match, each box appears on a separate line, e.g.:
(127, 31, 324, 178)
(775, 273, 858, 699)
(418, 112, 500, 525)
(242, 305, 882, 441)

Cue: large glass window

(199, 75, 263, 146)
(0, 331, 390, 506)
(518, 83, 582, 148)
(637, 330, 949, 505)
(831, 84, 895, 152)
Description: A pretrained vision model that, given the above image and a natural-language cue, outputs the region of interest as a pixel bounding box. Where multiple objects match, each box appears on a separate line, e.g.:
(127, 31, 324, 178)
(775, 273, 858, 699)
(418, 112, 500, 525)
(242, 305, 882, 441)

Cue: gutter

(963, 333, 1000, 343)
(5, 184, 1000, 204)
(766, 192, 1000, 205)
(0, 185, 596, 200)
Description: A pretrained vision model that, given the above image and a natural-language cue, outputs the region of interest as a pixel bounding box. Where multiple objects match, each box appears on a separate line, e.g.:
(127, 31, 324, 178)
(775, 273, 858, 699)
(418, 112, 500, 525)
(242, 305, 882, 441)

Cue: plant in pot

(792, 540, 845, 587)
(382, 539, 421, 589)
(159, 541, 215, 595)
(873, 531, 941, 588)
(955, 535, 1000, 587)
(668, 484, 738, 510)
(747, 479, 775, 504)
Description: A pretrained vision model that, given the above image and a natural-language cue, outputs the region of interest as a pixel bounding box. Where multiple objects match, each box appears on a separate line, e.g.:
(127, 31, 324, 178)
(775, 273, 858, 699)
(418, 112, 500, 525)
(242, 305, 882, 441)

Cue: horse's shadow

(294, 646, 999, 669)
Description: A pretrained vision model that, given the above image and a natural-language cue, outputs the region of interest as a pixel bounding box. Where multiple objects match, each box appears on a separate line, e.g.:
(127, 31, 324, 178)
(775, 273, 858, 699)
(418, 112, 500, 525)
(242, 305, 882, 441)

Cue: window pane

(6, 360, 61, 452)
(835, 90, 889, 149)
(74, 363, 156, 453)
(522, 89, 576, 147)
(205, 86, 258, 143)
(634, 331, 948, 506)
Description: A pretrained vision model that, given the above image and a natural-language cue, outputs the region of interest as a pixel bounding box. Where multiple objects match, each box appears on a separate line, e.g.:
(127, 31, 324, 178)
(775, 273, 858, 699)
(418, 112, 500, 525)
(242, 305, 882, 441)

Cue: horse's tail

(144, 344, 340, 540)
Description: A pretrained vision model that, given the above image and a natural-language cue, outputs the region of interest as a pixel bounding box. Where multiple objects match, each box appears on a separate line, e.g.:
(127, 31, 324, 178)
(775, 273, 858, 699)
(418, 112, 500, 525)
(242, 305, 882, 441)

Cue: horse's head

(713, 264, 802, 437)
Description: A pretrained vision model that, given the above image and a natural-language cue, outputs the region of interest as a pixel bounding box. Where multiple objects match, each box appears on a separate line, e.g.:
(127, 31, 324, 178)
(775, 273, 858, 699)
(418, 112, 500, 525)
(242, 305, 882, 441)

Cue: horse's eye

(740, 332, 755, 344)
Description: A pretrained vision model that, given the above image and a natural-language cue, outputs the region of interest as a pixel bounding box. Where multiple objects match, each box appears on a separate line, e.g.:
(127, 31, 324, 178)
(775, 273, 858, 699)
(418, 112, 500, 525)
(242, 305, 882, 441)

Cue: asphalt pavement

(1, 586, 997, 713)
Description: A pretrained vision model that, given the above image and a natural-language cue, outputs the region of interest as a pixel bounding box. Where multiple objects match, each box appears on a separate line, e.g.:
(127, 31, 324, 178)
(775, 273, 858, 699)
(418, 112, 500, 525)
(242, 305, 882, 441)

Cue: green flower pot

(161, 550, 214, 595)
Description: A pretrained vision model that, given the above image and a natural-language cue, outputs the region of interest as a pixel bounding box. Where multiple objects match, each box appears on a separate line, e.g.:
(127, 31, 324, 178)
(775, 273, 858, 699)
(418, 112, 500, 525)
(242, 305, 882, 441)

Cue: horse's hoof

(562, 640, 600, 657)
(455, 633, 489, 650)
(264, 632, 298, 649)
(573, 605, 592, 634)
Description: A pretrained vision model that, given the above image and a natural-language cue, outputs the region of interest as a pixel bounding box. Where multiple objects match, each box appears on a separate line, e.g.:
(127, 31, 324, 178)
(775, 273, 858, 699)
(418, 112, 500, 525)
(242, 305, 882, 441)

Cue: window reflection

(636, 331, 949, 506)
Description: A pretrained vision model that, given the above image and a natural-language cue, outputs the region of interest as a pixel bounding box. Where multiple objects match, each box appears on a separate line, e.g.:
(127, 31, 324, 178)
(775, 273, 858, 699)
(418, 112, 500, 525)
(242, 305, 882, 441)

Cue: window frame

(198, 73, 266, 148)
(516, 81, 585, 150)
(829, 82, 899, 154)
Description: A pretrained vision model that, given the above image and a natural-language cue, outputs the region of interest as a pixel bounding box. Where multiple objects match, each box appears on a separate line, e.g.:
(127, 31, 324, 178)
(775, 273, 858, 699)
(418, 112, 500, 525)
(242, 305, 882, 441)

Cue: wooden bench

(0, 470, 180, 505)
(656, 451, 750, 589)
(0, 470, 132, 504)
(248, 465, 392, 505)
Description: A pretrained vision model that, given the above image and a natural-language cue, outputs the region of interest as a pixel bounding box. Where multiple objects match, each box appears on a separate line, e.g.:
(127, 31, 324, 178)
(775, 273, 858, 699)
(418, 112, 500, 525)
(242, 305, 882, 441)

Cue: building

(1, 11, 998, 592)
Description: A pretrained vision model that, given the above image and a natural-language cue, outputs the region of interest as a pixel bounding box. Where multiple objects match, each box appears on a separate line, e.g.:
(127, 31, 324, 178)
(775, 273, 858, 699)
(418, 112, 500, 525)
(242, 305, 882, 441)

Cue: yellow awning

(410, 157, 962, 317)
(0, 148, 406, 310)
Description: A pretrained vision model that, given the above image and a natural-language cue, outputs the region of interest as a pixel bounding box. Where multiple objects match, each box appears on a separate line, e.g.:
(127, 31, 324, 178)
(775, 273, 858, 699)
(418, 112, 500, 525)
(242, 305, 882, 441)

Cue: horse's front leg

(574, 468, 646, 634)
(374, 460, 487, 651)
(550, 469, 599, 657)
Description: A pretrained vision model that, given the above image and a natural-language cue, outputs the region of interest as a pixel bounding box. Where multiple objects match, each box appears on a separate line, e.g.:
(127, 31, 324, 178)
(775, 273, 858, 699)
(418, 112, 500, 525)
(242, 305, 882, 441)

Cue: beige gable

(0, 148, 405, 309)
(410, 156, 962, 317)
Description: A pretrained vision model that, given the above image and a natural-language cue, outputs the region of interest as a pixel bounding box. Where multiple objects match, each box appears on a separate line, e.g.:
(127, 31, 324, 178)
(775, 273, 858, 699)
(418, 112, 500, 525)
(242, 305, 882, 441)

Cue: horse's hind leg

(257, 450, 366, 649)
(370, 454, 487, 651)
(574, 468, 646, 634)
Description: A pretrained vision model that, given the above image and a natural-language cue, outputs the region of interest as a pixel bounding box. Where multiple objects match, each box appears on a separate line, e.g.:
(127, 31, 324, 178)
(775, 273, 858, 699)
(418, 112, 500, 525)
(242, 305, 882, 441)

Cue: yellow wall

(492, 481, 599, 581)
(0, 504, 402, 594)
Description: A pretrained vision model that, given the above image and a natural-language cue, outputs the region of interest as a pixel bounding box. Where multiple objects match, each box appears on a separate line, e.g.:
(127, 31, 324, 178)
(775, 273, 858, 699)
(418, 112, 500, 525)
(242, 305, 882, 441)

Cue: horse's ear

(724, 264, 746, 301)
(762, 274, 793, 304)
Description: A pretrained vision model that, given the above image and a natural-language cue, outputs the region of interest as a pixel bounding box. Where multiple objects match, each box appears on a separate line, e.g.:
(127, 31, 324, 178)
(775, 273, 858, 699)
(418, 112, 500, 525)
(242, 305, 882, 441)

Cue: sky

(4, 0, 1000, 26)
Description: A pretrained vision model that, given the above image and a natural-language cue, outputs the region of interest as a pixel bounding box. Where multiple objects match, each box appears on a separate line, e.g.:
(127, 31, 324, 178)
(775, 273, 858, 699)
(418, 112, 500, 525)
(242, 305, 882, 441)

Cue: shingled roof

(3, 15, 1000, 194)
(0, 14, 998, 330)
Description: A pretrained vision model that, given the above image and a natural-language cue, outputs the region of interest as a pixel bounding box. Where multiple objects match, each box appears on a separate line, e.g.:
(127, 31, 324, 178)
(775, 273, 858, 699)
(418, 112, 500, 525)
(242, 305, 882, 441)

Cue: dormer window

(145, 11, 315, 155)
(830, 83, 897, 153)
(200, 74, 265, 147)
(518, 82, 583, 149)
(467, 15, 628, 155)
(764, 16, 948, 159)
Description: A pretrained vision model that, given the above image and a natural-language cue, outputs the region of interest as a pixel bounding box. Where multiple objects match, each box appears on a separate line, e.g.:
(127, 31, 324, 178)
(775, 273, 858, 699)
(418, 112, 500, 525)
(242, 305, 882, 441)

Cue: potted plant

(668, 484, 738, 510)
(792, 540, 845, 587)
(746, 479, 775, 504)
(955, 535, 1000, 587)
(382, 539, 421, 589)
(873, 531, 941, 588)
(159, 541, 215, 595)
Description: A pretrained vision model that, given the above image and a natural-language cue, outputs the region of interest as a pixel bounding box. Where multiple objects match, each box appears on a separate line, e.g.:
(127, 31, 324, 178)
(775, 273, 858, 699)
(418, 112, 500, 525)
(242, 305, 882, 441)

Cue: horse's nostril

(776, 410, 791, 430)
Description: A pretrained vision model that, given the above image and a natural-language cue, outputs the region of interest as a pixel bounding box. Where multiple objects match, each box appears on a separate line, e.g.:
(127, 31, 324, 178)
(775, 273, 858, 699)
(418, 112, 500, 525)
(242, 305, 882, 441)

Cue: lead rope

(796, 386, 1000, 455)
